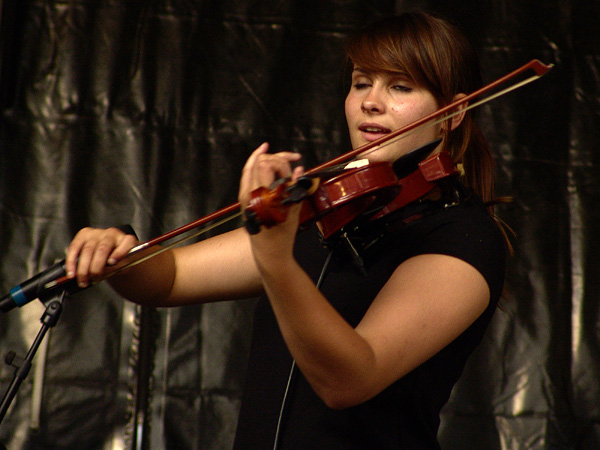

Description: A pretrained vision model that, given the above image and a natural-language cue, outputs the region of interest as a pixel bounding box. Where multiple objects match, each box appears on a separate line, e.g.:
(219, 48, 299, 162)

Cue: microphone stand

(0, 290, 66, 424)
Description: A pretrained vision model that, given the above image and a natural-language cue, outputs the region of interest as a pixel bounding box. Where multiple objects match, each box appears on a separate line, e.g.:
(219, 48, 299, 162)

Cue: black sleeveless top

(233, 194, 506, 450)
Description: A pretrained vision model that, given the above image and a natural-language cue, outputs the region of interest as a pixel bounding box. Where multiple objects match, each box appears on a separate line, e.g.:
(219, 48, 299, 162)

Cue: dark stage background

(0, 0, 598, 449)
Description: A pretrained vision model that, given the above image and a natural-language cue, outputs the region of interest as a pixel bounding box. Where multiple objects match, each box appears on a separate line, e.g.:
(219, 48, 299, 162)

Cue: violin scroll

(244, 176, 319, 234)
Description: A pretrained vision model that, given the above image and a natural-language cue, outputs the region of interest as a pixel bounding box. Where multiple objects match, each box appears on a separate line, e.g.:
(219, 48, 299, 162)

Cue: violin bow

(46, 59, 553, 290)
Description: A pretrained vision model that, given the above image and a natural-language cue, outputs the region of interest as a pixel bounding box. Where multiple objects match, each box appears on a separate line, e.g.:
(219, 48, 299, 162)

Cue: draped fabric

(0, 1, 597, 449)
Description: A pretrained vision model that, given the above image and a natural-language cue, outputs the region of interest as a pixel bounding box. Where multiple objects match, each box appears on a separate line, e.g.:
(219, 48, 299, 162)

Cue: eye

(353, 81, 371, 90)
(351, 75, 372, 90)
(350, 69, 373, 90)
(392, 83, 412, 93)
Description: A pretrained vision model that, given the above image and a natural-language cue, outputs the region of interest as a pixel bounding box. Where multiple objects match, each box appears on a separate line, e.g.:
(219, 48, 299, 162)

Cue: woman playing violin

(65, 11, 506, 450)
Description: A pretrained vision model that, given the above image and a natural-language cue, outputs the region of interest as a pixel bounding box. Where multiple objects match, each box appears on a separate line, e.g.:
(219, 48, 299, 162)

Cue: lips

(358, 123, 391, 141)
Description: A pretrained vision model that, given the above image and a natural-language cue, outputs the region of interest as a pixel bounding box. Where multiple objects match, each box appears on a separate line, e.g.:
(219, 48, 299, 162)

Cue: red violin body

(245, 150, 459, 239)
(299, 161, 402, 239)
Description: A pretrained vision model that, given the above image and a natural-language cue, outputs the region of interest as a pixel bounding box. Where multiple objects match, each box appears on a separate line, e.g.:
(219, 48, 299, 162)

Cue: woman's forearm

(257, 256, 378, 409)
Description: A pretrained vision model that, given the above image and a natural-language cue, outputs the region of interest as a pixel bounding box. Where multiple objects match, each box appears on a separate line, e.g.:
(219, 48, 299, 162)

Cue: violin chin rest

(392, 138, 442, 178)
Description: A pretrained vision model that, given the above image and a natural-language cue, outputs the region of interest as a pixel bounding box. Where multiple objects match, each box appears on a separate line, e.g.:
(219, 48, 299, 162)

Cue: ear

(448, 93, 467, 131)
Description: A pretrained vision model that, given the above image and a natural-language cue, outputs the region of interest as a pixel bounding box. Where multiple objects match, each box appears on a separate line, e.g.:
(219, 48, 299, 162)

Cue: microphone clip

(0, 290, 66, 424)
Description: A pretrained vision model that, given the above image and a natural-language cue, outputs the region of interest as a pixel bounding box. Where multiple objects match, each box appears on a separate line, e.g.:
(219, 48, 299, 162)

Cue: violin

(243, 138, 453, 239)
(0, 59, 553, 311)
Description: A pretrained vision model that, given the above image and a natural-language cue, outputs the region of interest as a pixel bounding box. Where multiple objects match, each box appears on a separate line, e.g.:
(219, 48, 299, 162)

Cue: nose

(361, 87, 385, 113)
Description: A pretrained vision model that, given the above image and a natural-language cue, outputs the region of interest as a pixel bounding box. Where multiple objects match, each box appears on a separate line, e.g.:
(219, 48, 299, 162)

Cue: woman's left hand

(238, 142, 304, 265)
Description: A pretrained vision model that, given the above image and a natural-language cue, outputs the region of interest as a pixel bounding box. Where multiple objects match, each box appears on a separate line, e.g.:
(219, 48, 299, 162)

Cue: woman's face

(345, 68, 442, 163)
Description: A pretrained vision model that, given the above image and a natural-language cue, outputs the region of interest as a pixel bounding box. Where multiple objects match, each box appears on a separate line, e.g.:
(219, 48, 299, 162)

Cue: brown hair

(344, 12, 496, 205)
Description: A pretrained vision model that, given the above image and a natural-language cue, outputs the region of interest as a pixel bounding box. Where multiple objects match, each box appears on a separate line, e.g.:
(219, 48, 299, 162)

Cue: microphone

(0, 260, 79, 313)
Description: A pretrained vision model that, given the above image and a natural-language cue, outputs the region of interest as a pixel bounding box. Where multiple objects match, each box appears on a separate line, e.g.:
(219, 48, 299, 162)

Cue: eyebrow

(352, 67, 413, 83)
(351, 67, 370, 75)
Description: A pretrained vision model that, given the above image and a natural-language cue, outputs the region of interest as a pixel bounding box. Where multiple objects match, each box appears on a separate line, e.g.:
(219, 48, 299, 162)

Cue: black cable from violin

(272, 249, 334, 450)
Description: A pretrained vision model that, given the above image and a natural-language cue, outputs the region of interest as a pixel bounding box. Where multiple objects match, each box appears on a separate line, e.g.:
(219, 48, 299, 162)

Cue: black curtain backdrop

(0, 1, 597, 449)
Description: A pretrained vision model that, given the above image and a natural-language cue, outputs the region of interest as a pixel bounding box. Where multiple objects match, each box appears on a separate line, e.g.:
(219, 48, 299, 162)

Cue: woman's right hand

(65, 227, 139, 288)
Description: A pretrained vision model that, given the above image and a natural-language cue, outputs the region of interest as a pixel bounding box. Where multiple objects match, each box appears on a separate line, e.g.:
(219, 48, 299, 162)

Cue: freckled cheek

(390, 104, 422, 124)
(391, 102, 437, 124)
